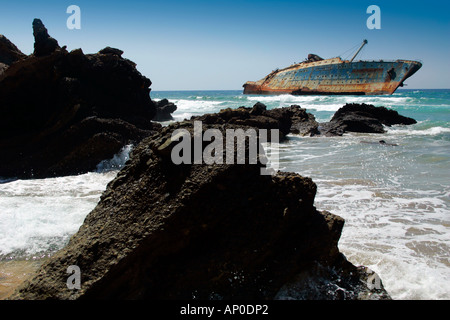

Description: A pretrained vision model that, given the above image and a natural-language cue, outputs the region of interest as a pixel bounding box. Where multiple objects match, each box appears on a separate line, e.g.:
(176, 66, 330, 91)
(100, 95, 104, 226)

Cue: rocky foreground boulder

(0, 19, 162, 179)
(11, 120, 390, 300)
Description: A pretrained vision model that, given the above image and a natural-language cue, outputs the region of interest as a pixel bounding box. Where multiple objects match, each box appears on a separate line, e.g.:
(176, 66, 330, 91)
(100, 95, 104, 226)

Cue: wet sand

(0, 260, 44, 299)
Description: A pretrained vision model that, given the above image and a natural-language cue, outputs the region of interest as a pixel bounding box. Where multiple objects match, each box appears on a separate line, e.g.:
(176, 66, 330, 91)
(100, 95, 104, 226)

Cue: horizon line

(151, 88, 450, 92)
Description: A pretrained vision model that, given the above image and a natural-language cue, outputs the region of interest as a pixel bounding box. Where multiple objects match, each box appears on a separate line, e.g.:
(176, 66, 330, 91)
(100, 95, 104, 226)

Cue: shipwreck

(243, 40, 422, 95)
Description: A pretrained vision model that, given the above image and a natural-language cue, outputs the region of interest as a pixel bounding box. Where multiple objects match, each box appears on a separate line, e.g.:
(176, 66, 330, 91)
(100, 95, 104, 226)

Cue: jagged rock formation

(32, 18, 60, 57)
(2, 20, 400, 301)
(0, 34, 26, 68)
(11, 120, 390, 300)
(0, 19, 161, 179)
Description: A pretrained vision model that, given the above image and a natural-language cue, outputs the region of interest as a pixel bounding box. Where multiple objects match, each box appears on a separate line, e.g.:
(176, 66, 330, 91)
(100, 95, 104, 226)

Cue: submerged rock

(0, 20, 161, 179)
(11, 122, 390, 300)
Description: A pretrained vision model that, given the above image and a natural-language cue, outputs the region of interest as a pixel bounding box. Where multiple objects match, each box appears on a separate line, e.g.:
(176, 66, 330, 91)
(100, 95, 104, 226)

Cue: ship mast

(349, 39, 368, 63)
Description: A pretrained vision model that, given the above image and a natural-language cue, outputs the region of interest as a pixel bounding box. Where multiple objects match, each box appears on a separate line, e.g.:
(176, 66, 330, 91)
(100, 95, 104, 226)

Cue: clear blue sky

(1, 0, 449, 90)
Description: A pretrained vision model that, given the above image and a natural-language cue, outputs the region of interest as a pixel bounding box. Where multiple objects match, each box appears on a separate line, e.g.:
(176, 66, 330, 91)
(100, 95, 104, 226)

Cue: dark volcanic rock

(331, 103, 417, 126)
(0, 62, 7, 74)
(319, 103, 417, 136)
(0, 20, 160, 179)
(286, 105, 320, 136)
(98, 47, 124, 56)
(319, 113, 386, 136)
(32, 18, 60, 57)
(192, 105, 289, 139)
(153, 98, 178, 121)
(0, 34, 26, 66)
(191, 102, 319, 139)
(11, 123, 390, 300)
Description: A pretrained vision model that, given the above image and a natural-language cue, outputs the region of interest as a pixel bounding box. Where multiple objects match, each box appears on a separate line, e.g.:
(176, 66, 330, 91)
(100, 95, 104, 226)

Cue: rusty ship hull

(243, 57, 422, 96)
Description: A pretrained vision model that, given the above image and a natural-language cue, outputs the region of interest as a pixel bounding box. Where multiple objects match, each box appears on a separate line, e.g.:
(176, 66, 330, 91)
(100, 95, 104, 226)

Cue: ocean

(1, 89, 449, 300)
